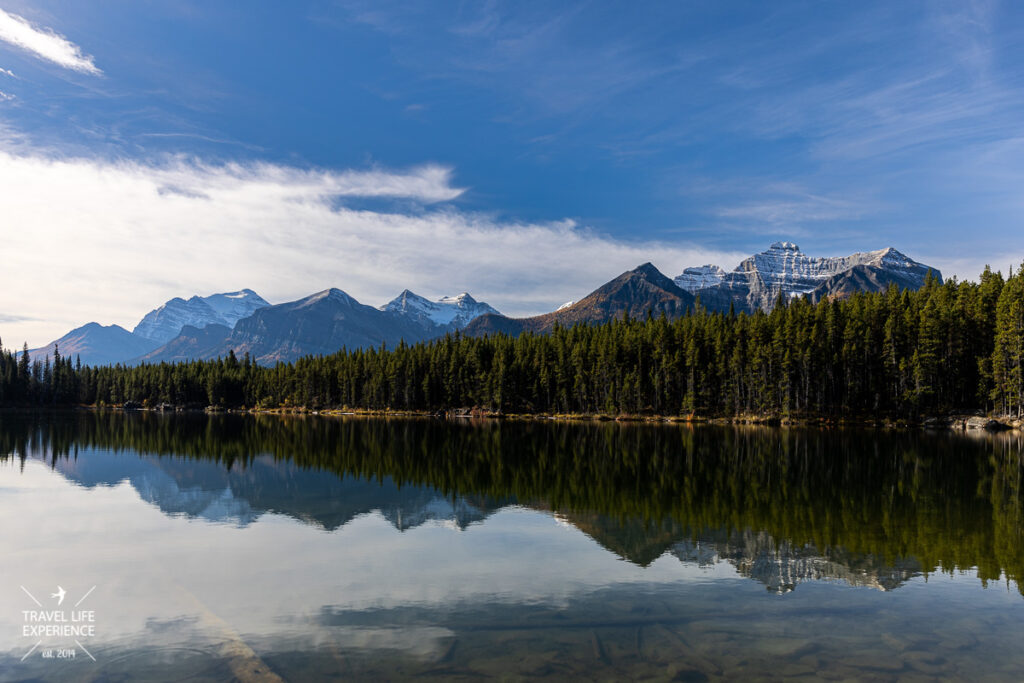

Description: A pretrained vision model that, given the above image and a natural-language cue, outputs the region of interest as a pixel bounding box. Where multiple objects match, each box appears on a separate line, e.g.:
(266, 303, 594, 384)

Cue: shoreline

(8, 404, 1021, 431)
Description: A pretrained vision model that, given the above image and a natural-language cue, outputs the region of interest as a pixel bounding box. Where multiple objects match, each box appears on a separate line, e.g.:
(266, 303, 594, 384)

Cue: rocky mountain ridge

(674, 242, 940, 313)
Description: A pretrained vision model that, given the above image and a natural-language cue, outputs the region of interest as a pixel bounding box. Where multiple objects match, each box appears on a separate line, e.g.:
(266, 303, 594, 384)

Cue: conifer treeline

(2, 267, 1023, 417)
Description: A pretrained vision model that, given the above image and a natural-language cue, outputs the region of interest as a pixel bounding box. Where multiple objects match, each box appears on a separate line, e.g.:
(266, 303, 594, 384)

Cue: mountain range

(29, 286, 501, 366)
(25, 242, 941, 366)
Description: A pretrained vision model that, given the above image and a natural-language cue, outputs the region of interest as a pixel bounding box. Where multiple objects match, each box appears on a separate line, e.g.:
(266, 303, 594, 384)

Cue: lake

(1, 412, 1023, 681)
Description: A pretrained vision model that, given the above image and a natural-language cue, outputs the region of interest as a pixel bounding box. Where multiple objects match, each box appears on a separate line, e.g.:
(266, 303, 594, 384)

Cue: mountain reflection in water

(3, 412, 1022, 595)
(4, 413, 1024, 682)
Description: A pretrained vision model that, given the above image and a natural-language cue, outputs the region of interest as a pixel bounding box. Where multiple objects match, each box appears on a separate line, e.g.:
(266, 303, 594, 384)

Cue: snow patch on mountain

(673, 265, 727, 292)
(201, 289, 270, 326)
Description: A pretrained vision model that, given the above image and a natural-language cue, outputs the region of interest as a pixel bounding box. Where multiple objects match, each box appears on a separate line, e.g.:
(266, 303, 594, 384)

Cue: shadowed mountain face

(132, 323, 232, 364)
(807, 263, 936, 303)
(6, 413, 1023, 595)
(465, 263, 696, 336)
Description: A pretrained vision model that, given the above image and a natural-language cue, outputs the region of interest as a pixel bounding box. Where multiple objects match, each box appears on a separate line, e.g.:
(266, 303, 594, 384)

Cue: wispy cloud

(137, 132, 266, 151)
(0, 313, 36, 324)
(137, 158, 466, 203)
(0, 148, 739, 347)
(0, 8, 100, 74)
(712, 184, 877, 226)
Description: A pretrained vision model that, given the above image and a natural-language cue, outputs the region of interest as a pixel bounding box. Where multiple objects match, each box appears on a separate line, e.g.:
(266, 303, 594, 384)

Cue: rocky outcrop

(965, 416, 1013, 431)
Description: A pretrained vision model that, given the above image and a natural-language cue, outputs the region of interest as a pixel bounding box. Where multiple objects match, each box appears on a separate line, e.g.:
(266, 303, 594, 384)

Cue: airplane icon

(51, 586, 66, 606)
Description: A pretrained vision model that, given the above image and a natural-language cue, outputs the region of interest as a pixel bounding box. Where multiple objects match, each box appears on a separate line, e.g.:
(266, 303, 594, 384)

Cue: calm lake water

(1, 413, 1023, 681)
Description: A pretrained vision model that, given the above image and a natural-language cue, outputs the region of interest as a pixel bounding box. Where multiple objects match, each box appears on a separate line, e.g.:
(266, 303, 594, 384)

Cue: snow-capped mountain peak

(382, 290, 499, 329)
(133, 289, 269, 344)
(672, 242, 939, 313)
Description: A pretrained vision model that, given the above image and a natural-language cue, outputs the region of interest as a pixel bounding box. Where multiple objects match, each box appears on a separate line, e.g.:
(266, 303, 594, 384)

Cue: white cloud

(0, 150, 741, 348)
(0, 9, 100, 74)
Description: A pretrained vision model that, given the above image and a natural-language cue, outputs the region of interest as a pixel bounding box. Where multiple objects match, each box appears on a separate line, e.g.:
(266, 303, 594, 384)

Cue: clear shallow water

(1, 413, 1023, 681)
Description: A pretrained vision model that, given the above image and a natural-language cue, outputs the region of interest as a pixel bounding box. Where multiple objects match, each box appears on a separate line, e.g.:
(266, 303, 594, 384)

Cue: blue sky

(0, 0, 1022, 345)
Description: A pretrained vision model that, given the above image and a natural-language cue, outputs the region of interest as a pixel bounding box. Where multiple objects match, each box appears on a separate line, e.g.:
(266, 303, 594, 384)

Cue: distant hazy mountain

(133, 289, 269, 343)
(381, 290, 499, 330)
(464, 263, 696, 336)
(673, 242, 940, 313)
(28, 323, 160, 367)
